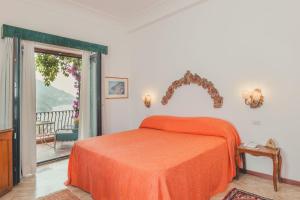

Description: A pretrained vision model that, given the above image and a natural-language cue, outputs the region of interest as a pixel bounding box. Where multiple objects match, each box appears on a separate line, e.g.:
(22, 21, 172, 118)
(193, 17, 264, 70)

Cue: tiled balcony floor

(36, 141, 74, 163)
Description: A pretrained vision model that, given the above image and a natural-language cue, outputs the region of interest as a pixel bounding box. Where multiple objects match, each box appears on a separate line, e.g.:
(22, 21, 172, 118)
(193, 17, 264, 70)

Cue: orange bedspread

(67, 116, 240, 200)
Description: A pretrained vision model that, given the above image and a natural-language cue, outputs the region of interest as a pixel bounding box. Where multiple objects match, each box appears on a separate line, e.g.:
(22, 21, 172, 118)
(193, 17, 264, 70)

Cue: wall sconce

(144, 94, 151, 108)
(242, 88, 264, 108)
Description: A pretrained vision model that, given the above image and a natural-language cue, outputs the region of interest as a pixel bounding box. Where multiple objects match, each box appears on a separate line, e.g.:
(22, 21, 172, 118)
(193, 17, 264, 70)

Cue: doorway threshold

(37, 155, 69, 167)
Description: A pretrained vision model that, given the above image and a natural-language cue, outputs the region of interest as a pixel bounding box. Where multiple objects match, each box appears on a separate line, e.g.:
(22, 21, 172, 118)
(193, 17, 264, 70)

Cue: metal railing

(36, 110, 77, 138)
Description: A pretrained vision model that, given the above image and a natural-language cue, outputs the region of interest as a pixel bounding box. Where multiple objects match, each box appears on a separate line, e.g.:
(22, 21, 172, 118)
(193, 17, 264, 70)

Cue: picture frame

(105, 77, 128, 99)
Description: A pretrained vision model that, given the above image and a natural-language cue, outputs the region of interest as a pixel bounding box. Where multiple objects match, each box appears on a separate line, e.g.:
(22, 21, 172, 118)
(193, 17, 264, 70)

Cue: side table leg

(273, 156, 279, 192)
(235, 151, 240, 180)
(278, 153, 282, 183)
(241, 153, 246, 173)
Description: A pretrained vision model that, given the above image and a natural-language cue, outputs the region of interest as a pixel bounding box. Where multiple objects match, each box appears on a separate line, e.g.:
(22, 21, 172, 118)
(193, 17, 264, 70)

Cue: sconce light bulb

(252, 89, 262, 101)
(144, 94, 151, 108)
(242, 88, 263, 108)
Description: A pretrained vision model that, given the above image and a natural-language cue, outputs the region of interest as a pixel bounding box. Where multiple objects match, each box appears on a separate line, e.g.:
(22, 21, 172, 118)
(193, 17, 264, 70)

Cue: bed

(66, 116, 241, 200)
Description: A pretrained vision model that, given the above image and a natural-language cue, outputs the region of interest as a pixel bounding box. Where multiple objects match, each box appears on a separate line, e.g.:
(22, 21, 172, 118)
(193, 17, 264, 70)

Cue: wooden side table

(235, 144, 282, 191)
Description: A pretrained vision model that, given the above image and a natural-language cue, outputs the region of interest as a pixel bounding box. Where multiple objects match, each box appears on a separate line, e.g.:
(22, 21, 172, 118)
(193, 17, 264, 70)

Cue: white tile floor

(1, 160, 70, 200)
(36, 142, 73, 163)
(2, 159, 300, 200)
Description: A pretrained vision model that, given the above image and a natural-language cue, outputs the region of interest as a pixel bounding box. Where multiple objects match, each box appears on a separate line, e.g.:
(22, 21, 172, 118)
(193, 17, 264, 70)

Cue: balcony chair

(54, 125, 79, 149)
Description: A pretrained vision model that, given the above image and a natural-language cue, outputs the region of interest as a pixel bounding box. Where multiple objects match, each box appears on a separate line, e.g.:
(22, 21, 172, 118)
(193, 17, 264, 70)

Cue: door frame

(12, 37, 21, 185)
(96, 53, 102, 136)
(12, 42, 103, 185)
(91, 53, 102, 136)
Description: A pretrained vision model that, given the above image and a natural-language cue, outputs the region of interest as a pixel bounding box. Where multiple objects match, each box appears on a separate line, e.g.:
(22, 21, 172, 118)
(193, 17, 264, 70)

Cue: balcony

(36, 110, 77, 163)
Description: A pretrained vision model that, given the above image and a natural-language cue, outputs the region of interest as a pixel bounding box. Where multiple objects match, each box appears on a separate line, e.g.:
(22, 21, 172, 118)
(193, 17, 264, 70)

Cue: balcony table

(36, 121, 55, 146)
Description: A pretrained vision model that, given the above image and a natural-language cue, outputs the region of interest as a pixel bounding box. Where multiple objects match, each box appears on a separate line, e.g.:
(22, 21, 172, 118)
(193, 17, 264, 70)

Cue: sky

(36, 70, 77, 97)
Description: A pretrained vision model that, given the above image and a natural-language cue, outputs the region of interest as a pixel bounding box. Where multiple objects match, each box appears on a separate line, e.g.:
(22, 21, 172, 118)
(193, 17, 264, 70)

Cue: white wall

(0, 0, 132, 133)
(128, 0, 300, 181)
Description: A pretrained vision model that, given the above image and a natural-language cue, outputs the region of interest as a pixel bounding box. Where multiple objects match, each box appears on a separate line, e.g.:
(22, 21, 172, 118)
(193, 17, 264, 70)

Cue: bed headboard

(161, 71, 223, 108)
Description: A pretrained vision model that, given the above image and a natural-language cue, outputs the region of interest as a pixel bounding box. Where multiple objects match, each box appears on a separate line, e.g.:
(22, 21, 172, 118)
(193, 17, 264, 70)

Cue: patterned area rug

(38, 189, 80, 200)
(223, 188, 273, 200)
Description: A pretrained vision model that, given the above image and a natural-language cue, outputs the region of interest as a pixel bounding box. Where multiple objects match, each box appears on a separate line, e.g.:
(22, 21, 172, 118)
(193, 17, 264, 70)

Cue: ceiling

(66, 0, 168, 21)
(61, 0, 206, 30)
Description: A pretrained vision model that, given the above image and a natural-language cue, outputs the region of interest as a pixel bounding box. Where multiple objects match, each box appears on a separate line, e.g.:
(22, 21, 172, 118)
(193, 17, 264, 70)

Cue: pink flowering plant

(66, 63, 81, 118)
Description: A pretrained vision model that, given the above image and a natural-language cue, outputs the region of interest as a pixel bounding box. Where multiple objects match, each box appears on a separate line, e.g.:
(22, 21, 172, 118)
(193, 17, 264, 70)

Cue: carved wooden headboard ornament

(161, 71, 223, 108)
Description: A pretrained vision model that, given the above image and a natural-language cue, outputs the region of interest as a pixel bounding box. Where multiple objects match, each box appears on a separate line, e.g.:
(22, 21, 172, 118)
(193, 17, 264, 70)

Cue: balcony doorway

(35, 47, 82, 164)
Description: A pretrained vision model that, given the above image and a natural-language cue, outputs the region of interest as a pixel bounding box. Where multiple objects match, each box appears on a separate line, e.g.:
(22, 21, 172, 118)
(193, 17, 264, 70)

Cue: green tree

(35, 53, 81, 86)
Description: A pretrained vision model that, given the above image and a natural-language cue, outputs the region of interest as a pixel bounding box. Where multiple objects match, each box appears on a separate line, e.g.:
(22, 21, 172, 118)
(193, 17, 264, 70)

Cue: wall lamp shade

(242, 88, 264, 108)
(144, 95, 151, 108)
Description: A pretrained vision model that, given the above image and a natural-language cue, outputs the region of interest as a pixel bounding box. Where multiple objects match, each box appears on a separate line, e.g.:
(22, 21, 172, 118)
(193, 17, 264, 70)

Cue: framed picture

(105, 77, 128, 99)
